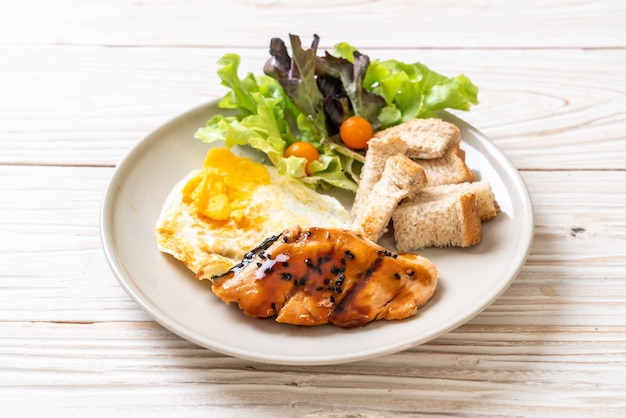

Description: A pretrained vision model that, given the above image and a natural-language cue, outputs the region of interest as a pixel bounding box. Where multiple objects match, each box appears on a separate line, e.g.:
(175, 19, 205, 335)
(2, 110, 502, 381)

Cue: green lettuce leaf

(195, 50, 358, 191)
(362, 58, 479, 128)
(333, 41, 479, 128)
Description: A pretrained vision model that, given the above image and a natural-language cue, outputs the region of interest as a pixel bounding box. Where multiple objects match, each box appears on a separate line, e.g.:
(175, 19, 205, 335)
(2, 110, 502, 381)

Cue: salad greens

(195, 34, 478, 192)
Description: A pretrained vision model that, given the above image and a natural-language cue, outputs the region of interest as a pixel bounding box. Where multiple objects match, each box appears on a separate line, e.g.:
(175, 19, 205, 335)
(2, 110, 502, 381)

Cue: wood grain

(1, 46, 625, 169)
(2, 0, 625, 48)
(1, 320, 625, 415)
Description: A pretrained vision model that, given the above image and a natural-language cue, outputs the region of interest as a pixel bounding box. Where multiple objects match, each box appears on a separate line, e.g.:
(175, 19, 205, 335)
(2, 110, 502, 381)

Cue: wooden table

(2, 1, 625, 416)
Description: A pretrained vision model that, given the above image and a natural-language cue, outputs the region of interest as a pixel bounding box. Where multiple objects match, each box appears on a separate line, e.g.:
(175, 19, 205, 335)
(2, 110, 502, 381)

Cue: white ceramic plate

(101, 100, 534, 366)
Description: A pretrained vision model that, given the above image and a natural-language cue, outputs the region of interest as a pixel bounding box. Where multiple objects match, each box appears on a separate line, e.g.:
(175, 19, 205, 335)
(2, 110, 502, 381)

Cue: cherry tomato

(339, 115, 373, 150)
(284, 141, 319, 175)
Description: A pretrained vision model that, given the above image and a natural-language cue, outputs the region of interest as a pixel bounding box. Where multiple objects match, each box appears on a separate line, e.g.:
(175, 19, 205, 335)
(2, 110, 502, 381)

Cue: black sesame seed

(266, 253, 272, 260)
(256, 262, 262, 267)
(392, 254, 398, 259)
(271, 302, 276, 310)
(344, 250, 354, 259)
(335, 288, 342, 294)
(281, 273, 292, 281)
(282, 261, 289, 267)
(408, 270, 415, 277)
(334, 280, 342, 286)
(316, 286, 323, 291)
(305, 258, 313, 268)
(329, 296, 335, 303)
(330, 266, 340, 275)
(282, 236, 288, 243)
(341, 258, 347, 265)
(324, 279, 330, 285)
(394, 272, 401, 280)
(327, 286, 335, 292)
(306, 230, 312, 237)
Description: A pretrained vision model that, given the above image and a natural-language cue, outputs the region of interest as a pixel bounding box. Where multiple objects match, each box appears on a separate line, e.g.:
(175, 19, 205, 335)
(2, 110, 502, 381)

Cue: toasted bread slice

(392, 192, 482, 251)
(415, 143, 475, 186)
(373, 118, 461, 159)
(352, 136, 408, 216)
(352, 154, 428, 242)
(408, 181, 500, 221)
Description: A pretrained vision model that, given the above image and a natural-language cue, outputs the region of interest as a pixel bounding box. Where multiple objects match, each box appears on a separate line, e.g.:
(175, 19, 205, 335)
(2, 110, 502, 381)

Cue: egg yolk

(181, 148, 270, 221)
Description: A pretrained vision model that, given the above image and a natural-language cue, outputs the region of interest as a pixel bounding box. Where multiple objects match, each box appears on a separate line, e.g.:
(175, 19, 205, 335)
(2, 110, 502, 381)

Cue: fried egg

(155, 148, 353, 278)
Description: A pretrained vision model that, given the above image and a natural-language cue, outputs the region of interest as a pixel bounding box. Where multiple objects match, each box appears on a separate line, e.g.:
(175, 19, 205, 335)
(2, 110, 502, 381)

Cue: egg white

(155, 165, 353, 278)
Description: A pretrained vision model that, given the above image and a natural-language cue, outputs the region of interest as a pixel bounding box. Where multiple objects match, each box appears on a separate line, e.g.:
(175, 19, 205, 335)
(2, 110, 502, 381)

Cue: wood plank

(1, 321, 625, 415)
(1, 0, 625, 48)
(0, 165, 624, 325)
(0, 165, 150, 322)
(1, 46, 625, 169)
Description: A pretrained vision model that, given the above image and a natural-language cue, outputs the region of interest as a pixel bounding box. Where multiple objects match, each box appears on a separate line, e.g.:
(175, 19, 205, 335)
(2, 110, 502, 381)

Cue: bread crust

(406, 181, 500, 221)
(392, 192, 482, 251)
(352, 154, 427, 242)
(415, 143, 475, 186)
(352, 136, 408, 216)
(374, 118, 461, 159)
(457, 193, 483, 247)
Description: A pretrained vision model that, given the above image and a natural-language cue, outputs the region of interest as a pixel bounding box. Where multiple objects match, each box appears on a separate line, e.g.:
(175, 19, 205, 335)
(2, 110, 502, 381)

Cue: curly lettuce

(195, 34, 479, 192)
(333, 41, 479, 129)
